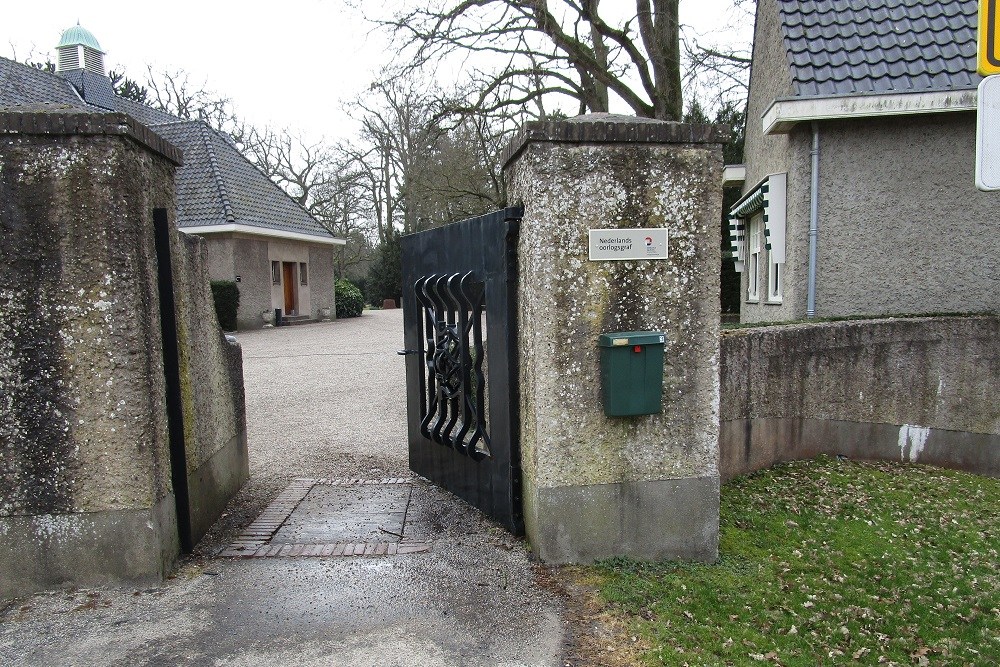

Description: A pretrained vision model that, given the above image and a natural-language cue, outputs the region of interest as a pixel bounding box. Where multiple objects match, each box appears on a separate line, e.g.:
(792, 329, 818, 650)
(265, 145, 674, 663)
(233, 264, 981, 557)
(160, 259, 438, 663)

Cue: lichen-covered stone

(506, 117, 724, 563)
(1, 134, 175, 516)
(0, 111, 248, 598)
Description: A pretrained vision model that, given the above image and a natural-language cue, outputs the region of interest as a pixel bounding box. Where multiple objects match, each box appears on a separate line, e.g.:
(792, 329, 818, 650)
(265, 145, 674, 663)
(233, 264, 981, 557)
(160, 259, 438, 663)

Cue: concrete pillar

(503, 114, 726, 563)
(0, 110, 182, 598)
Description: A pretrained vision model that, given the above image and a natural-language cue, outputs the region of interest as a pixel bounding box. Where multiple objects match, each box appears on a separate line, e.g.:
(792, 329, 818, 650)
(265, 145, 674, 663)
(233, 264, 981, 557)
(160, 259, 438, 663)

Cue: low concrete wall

(171, 233, 249, 542)
(720, 316, 1000, 481)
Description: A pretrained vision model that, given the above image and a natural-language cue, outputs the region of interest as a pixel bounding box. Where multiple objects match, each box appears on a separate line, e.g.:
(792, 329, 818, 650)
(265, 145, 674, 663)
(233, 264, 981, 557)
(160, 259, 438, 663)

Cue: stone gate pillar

(503, 114, 726, 563)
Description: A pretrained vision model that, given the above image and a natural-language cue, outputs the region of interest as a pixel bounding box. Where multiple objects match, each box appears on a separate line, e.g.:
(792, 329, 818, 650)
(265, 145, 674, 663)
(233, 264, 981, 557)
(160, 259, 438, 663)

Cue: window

(767, 248, 783, 303)
(271, 261, 281, 285)
(747, 218, 761, 302)
(299, 262, 308, 286)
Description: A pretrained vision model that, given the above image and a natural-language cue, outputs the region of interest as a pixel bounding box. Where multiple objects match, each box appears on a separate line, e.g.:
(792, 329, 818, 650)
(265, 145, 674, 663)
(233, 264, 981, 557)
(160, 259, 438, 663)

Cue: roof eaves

(180, 223, 347, 245)
(762, 88, 977, 134)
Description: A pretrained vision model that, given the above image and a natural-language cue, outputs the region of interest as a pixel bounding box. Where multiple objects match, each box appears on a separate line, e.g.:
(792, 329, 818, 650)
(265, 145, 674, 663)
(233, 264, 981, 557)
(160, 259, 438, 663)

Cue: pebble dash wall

(503, 114, 728, 563)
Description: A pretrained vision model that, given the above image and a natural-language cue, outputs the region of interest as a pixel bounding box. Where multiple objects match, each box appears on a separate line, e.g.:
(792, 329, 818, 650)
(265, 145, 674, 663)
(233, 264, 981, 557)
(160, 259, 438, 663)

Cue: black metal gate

(400, 207, 523, 534)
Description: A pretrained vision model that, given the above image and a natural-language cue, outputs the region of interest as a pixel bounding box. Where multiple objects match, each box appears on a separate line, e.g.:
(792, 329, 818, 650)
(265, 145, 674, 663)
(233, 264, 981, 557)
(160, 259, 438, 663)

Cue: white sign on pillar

(588, 228, 668, 261)
(976, 76, 1000, 191)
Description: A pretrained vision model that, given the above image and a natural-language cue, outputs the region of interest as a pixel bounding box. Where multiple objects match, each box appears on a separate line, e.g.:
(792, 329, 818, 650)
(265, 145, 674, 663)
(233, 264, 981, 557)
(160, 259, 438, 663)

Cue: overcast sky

(3, 0, 753, 141)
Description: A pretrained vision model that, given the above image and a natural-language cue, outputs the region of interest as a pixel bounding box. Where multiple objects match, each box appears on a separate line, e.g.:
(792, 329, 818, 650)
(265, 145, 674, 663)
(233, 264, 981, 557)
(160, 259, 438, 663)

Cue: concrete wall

(0, 109, 248, 599)
(0, 111, 181, 598)
(170, 233, 249, 542)
(505, 116, 725, 564)
(720, 316, 1000, 482)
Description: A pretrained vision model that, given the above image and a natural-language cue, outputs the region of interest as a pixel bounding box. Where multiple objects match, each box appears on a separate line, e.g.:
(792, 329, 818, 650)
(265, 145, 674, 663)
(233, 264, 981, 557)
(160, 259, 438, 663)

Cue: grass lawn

(591, 456, 1000, 666)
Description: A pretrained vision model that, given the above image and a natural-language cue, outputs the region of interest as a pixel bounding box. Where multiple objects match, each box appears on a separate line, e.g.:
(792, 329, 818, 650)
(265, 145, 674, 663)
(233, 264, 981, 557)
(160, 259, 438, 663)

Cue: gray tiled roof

(0, 55, 333, 240)
(779, 0, 981, 97)
(0, 57, 85, 108)
(59, 69, 118, 110)
(113, 95, 181, 126)
(153, 121, 332, 238)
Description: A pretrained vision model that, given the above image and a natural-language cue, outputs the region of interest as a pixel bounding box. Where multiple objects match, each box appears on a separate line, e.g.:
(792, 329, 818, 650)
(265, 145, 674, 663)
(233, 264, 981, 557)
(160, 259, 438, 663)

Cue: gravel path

(196, 310, 410, 555)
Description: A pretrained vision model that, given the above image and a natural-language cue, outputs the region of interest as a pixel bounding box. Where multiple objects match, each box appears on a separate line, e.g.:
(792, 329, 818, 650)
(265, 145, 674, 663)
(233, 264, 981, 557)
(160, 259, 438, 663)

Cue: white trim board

(764, 89, 978, 135)
(181, 224, 347, 246)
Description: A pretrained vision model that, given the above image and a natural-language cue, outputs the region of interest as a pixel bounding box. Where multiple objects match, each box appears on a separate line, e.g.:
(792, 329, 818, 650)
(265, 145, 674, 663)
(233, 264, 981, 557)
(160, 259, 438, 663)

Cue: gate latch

(397, 349, 419, 356)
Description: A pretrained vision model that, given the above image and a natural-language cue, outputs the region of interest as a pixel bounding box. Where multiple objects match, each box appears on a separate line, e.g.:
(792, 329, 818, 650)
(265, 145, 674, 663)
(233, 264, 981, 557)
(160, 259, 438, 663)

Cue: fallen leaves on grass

(592, 457, 1000, 666)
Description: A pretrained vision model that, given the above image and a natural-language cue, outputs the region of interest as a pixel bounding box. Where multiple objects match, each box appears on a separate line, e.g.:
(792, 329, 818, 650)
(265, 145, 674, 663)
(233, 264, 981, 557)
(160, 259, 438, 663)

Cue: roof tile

(778, 0, 980, 97)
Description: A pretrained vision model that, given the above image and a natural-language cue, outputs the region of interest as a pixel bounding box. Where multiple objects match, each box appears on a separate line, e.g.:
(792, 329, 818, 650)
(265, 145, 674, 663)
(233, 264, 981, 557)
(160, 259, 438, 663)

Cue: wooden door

(282, 262, 296, 314)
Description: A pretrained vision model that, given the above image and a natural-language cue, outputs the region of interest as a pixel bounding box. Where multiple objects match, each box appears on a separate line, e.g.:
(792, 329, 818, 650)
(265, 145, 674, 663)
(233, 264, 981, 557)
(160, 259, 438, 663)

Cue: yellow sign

(980, 0, 1000, 75)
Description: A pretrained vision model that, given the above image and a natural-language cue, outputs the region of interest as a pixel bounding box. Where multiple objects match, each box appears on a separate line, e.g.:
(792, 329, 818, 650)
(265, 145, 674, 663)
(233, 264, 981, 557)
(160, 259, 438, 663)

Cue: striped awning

(728, 173, 786, 271)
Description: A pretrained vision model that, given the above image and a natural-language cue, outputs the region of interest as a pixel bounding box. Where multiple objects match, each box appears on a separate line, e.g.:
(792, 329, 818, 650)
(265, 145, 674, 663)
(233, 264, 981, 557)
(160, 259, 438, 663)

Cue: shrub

(210, 280, 240, 331)
(335, 279, 364, 318)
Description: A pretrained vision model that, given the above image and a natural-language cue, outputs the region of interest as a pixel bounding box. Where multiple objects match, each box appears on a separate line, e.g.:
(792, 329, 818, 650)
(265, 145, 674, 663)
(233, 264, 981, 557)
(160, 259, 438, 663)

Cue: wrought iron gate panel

(401, 207, 523, 534)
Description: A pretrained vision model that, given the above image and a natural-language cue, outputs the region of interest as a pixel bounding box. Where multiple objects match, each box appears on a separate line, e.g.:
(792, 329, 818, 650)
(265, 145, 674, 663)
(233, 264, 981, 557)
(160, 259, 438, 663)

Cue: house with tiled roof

(1, 24, 344, 329)
(728, 0, 999, 323)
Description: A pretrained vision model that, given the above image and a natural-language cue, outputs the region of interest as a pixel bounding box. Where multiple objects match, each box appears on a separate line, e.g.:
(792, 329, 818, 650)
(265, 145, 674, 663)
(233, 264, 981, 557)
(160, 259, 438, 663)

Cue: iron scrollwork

(414, 272, 491, 459)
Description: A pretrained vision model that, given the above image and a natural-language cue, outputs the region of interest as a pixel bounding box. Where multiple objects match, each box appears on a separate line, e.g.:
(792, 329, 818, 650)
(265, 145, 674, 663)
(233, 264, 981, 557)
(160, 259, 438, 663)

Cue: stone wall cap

(501, 114, 729, 170)
(0, 105, 183, 166)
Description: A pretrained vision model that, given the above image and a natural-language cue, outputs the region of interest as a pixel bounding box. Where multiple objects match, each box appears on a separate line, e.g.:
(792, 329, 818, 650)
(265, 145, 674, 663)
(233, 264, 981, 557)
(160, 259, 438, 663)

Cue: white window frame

(747, 217, 762, 303)
(767, 248, 783, 303)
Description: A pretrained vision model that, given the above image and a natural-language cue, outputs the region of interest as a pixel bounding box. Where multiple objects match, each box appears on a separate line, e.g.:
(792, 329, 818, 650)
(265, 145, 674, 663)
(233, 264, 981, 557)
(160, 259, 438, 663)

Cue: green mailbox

(597, 331, 666, 417)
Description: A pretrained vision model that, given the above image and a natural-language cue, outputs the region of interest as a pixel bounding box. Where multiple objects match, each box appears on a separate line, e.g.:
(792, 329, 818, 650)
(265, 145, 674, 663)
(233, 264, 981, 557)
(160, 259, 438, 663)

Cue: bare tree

(366, 0, 684, 121)
(237, 126, 335, 208)
(681, 0, 754, 110)
(235, 124, 378, 277)
(142, 66, 239, 132)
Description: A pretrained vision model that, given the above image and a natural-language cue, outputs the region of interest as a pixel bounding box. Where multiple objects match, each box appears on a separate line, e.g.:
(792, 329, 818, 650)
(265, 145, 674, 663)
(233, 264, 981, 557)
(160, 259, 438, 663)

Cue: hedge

(210, 280, 240, 331)
(335, 279, 364, 318)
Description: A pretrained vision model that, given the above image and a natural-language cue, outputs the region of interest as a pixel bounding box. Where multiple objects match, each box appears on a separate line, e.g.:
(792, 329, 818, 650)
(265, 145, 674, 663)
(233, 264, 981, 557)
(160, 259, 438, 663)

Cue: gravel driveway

(196, 309, 412, 554)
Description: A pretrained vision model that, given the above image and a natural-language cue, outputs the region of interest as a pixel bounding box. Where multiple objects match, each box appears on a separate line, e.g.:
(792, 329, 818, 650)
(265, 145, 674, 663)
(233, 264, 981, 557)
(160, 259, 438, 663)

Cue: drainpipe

(806, 122, 820, 318)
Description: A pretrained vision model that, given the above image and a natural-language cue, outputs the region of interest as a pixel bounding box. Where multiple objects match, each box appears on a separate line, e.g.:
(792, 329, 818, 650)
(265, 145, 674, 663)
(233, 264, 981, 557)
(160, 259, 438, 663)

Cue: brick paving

(219, 477, 432, 558)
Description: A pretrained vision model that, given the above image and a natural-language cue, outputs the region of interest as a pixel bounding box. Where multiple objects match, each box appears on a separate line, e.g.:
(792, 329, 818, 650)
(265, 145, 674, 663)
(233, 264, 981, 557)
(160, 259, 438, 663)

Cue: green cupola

(55, 23, 105, 75)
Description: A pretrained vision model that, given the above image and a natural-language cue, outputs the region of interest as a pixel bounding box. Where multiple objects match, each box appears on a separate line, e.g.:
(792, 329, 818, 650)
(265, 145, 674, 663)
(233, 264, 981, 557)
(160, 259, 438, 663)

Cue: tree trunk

(584, 0, 610, 112)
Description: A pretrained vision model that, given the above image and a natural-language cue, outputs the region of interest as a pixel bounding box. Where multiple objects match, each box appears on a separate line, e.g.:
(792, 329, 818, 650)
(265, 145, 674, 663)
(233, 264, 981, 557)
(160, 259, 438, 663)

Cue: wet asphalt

(0, 309, 566, 667)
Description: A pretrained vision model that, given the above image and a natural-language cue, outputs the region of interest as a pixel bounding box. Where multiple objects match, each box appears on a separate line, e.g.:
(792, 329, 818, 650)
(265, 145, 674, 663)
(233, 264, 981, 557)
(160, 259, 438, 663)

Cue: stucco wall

(720, 316, 1000, 481)
(740, 0, 1000, 322)
(196, 233, 336, 329)
(739, 0, 812, 324)
(741, 0, 796, 187)
(0, 121, 179, 597)
(309, 244, 336, 318)
(202, 234, 235, 283)
(812, 113, 1000, 317)
(233, 236, 270, 329)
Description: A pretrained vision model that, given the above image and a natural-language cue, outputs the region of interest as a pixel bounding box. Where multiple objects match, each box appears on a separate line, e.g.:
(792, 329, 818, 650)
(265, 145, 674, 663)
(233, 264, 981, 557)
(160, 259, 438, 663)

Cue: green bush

(335, 279, 364, 318)
(210, 280, 240, 331)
